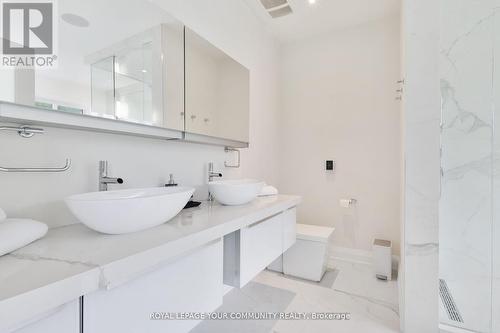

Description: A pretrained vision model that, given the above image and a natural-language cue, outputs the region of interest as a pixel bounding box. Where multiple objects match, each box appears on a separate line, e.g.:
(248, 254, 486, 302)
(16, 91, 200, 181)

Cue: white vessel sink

(208, 179, 265, 206)
(65, 187, 194, 234)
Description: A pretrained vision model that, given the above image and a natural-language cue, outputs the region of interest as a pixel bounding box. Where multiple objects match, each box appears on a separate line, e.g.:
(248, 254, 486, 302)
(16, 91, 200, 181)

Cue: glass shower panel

(493, 9, 500, 333)
(439, 0, 494, 332)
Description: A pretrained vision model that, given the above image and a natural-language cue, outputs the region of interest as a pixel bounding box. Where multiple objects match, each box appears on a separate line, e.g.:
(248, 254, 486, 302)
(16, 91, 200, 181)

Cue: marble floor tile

(191, 282, 296, 333)
(271, 269, 340, 289)
(331, 260, 399, 309)
(192, 261, 400, 333)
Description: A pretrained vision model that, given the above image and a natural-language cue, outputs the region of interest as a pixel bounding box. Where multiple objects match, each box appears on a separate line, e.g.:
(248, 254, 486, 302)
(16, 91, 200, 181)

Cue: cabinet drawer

(11, 300, 79, 333)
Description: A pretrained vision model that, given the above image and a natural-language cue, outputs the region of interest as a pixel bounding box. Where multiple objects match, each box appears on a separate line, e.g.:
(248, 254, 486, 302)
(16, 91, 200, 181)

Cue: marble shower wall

(439, 0, 494, 332)
(403, 1, 498, 331)
(402, 0, 440, 332)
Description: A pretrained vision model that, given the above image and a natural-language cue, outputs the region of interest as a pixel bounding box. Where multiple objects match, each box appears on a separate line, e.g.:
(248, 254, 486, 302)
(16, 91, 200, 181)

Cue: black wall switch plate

(326, 160, 335, 171)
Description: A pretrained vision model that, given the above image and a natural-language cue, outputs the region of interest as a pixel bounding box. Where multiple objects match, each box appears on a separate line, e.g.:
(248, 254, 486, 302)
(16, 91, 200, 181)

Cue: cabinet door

(161, 22, 185, 131)
(282, 208, 297, 252)
(184, 27, 250, 143)
(224, 208, 298, 288)
(239, 213, 283, 287)
(84, 239, 223, 333)
(12, 300, 79, 333)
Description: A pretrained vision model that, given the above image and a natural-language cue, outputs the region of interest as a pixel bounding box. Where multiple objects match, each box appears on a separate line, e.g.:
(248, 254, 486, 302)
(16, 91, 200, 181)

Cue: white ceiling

(242, 0, 401, 43)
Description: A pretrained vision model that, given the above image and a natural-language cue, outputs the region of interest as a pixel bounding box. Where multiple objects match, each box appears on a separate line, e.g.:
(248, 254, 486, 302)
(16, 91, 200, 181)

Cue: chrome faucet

(208, 162, 222, 201)
(208, 162, 222, 182)
(99, 160, 123, 191)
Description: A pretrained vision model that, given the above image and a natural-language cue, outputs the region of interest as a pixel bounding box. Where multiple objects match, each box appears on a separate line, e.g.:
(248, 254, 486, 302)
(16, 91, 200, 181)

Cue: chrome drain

(439, 279, 464, 323)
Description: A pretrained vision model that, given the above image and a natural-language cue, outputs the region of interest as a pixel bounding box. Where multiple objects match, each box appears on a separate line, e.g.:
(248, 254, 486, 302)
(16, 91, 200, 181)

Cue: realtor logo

(2, 2, 52, 54)
(1, 0, 57, 67)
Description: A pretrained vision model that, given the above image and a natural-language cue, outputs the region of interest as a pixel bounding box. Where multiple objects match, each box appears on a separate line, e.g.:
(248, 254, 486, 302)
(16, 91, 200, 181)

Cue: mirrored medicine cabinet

(0, 0, 249, 147)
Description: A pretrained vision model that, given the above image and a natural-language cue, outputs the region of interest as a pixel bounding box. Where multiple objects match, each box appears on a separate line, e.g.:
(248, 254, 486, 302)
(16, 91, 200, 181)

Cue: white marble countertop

(0, 195, 301, 332)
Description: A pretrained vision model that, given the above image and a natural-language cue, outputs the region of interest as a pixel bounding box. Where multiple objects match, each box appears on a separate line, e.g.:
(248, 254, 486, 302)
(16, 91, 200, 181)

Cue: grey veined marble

(439, 1, 498, 332)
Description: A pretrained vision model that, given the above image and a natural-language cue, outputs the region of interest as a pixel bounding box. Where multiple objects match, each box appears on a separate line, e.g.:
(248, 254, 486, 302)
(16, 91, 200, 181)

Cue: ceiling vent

(259, 0, 293, 18)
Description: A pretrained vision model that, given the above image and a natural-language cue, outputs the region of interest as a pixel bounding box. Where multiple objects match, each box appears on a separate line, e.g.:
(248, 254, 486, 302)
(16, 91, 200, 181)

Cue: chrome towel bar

(0, 125, 71, 172)
(224, 147, 240, 168)
(0, 125, 44, 138)
(0, 158, 72, 172)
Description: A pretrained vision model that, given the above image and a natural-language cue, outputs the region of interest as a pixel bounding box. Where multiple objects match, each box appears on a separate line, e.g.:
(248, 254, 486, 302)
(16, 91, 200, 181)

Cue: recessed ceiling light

(308, 0, 317, 4)
(61, 13, 90, 28)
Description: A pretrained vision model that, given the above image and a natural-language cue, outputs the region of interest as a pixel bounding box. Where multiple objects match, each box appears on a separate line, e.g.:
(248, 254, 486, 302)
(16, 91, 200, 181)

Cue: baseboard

(328, 245, 373, 266)
(328, 245, 400, 269)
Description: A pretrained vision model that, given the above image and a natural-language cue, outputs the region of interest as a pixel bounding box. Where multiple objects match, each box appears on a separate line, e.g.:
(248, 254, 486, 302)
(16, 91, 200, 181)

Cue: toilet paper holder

(340, 198, 357, 207)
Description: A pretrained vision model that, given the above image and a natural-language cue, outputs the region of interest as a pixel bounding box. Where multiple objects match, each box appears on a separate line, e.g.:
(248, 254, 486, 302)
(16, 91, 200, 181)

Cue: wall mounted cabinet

(185, 28, 250, 144)
(0, 1, 249, 147)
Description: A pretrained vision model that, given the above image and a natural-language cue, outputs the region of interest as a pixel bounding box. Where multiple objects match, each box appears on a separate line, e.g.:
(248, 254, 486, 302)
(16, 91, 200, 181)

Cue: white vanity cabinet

(282, 207, 297, 252)
(224, 207, 297, 288)
(83, 239, 223, 333)
(11, 300, 79, 333)
(1, 198, 301, 333)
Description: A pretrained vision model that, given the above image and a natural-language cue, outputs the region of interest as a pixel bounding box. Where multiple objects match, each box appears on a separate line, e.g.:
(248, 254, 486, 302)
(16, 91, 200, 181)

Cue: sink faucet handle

(208, 162, 223, 182)
(165, 173, 178, 187)
(99, 160, 123, 191)
(99, 160, 108, 176)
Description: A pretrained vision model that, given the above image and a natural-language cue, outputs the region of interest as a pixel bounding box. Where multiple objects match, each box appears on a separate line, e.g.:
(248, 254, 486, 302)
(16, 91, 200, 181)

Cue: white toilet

(268, 223, 335, 282)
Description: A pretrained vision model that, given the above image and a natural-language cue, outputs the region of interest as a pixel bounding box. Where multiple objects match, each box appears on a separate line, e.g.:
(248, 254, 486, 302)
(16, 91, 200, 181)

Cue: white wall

(278, 16, 402, 254)
(0, 0, 280, 228)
